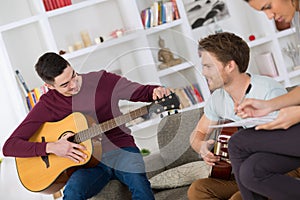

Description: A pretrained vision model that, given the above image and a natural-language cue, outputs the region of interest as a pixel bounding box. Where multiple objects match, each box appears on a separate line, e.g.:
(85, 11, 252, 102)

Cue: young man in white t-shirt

(188, 32, 288, 200)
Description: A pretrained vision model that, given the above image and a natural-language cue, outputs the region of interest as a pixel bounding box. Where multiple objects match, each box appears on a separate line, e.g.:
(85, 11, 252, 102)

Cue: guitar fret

(74, 106, 152, 143)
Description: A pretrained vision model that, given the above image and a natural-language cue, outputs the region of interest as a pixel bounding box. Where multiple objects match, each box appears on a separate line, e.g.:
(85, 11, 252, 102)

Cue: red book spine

(47, 0, 54, 11)
(51, 0, 58, 10)
(65, 0, 72, 6)
(43, 0, 50, 11)
(56, 0, 65, 8)
(170, 0, 180, 20)
(63, 0, 69, 6)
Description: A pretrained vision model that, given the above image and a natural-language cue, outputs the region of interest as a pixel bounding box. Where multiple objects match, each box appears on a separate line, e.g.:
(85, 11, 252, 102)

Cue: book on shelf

(25, 96, 32, 111)
(174, 88, 192, 108)
(174, 83, 204, 109)
(151, 2, 159, 27)
(140, 0, 180, 29)
(170, 0, 180, 20)
(255, 52, 279, 77)
(192, 84, 204, 103)
(42, 0, 72, 12)
(15, 69, 49, 110)
(26, 85, 49, 110)
(27, 90, 37, 109)
(183, 87, 197, 104)
(15, 70, 30, 94)
(164, 2, 174, 23)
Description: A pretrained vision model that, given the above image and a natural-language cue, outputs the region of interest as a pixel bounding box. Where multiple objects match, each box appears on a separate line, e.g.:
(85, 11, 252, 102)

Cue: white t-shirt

(204, 74, 287, 127)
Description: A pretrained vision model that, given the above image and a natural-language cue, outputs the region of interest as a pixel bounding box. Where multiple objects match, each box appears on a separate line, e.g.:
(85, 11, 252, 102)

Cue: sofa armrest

(144, 151, 166, 178)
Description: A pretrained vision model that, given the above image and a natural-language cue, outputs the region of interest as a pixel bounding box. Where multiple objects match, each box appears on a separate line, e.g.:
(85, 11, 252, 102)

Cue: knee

(239, 153, 270, 189)
(63, 183, 86, 199)
(228, 130, 251, 158)
(187, 179, 211, 200)
(228, 131, 243, 157)
(229, 191, 242, 200)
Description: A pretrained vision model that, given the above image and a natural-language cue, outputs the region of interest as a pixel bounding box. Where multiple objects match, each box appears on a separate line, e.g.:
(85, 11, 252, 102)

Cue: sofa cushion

(157, 108, 203, 169)
(144, 151, 167, 178)
(154, 186, 190, 200)
(149, 161, 210, 189)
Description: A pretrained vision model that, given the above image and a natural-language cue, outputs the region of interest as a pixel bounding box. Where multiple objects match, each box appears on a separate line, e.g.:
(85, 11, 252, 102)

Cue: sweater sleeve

(104, 71, 160, 102)
(2, 101, 53, 157)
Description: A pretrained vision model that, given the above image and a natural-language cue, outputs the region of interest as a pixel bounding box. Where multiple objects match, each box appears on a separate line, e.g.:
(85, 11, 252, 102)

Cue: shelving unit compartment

(48, 0, 124, 52)
(278, 34, 299, 71)
(69, 41, 139, 74)
(147, 28, 194, 66)
(2, 23, 47, 89)
(249, 42, 280, 72)
(159, 67, 201, 89)
(0, 0, 41, 26)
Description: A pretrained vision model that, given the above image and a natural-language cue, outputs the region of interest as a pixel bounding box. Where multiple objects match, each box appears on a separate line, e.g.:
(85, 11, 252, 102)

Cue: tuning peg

(167, 111, 170, 116)
(175, 110, 178, 114)
(160, 113, 164, 118)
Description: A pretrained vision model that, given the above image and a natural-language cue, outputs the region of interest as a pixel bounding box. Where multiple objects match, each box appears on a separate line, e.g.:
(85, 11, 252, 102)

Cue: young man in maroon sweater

(3, 52, 171, 200)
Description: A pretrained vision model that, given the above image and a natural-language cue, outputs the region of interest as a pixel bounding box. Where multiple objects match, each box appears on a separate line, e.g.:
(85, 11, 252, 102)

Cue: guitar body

(210, 126, 238, 180)
(15, 112, 102, 194)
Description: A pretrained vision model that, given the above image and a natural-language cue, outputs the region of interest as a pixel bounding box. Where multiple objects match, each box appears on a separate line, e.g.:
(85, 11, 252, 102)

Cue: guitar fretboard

(73, 106, 149, 143)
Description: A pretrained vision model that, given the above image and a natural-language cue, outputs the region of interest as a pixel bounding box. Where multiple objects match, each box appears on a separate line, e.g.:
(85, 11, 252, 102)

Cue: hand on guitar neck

(210, 126, 239, 180)
(199, 139, 220, 166)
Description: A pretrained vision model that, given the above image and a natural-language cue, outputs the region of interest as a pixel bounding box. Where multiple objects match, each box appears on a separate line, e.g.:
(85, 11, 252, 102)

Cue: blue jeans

(63, 147, 154, 200)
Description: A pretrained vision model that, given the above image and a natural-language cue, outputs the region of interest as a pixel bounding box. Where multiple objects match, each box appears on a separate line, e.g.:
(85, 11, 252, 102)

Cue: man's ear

(225, 60, 236, 73)
(45, 83, 54, 90)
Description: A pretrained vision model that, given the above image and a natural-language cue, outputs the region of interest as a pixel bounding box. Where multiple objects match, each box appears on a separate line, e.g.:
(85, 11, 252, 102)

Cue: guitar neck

(73, 106, 149, 143)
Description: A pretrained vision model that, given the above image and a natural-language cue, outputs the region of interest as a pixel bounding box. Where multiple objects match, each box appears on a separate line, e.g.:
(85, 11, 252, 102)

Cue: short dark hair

(198, 32, 250, 73)
(35, 52, 70, 84)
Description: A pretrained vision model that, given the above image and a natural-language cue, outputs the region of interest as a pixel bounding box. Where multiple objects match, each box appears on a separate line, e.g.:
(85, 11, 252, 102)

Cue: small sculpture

(157, 36, 182, 69)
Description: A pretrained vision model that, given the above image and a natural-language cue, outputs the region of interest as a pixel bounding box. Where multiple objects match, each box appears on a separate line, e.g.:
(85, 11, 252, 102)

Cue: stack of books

(141, 0, 180, 29)
(174, 83, 204, 109)
(42, 0, 72, 12)
(15, 70, 48, 111)
(26, 86, 49, 110)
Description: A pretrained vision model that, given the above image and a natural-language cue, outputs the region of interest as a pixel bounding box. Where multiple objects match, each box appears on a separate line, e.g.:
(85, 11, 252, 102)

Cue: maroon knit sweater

(3, 70, 158, 157)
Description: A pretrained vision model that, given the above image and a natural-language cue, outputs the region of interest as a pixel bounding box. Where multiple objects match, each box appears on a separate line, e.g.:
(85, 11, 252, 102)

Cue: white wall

(0, 44, 27, 156)
(0, 47, 53, 200)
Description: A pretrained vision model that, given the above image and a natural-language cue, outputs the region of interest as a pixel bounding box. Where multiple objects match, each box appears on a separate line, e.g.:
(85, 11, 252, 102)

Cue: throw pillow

(149, 161, 211, 189)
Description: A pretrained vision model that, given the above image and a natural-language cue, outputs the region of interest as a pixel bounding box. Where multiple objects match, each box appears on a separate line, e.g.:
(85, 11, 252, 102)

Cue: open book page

(209, 115, 277, 128)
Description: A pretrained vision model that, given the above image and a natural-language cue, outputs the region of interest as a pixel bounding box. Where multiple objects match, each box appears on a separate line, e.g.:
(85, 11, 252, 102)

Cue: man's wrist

(45, 142, 53, 154)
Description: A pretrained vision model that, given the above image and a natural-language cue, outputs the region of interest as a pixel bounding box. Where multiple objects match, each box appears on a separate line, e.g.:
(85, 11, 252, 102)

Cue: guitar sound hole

(59, 131, 75, 142)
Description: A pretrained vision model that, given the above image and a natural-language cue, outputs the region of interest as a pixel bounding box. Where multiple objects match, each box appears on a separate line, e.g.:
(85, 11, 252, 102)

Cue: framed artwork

(183, 0, 230, 29)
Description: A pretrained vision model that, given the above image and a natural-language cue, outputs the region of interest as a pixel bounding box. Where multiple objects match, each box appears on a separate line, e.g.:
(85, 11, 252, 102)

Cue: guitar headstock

(147, 92, 180, 115)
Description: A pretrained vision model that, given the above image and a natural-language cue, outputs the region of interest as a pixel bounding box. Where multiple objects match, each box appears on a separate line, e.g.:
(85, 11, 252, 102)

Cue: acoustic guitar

(210, 125, 239, 180)
(15, 93, 180, 194)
